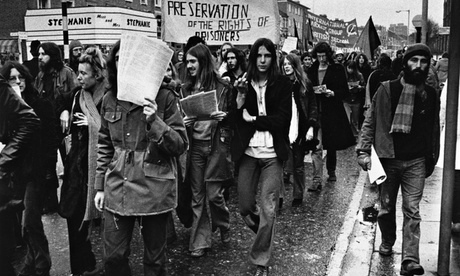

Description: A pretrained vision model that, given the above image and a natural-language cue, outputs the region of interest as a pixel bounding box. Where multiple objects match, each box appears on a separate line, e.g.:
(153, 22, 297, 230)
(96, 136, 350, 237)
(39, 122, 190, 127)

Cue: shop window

(37, 0, 51, 9)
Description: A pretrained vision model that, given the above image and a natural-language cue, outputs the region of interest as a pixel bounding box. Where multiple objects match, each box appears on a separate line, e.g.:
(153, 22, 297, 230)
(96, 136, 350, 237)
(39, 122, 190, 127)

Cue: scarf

(79, 80, 105, 222)
(289, 93, 298, 143)
(390, 77, 425, 134)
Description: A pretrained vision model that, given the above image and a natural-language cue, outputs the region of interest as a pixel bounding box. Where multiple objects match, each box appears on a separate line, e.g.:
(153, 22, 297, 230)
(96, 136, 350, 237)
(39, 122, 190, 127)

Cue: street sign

(18, 32, 27, 39)
(10, 32, 18, 37)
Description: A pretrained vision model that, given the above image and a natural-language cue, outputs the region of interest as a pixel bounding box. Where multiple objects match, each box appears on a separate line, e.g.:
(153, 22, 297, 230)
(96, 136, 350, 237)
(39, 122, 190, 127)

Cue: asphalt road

(14, 146, 360, 276)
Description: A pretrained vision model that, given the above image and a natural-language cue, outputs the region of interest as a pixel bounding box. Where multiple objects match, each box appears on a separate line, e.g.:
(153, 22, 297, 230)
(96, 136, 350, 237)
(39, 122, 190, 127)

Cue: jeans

(378, 157, 425, 263)
(104, 210, 169, 276)
(21, 180, 51, 275)
(189, 140, 230, 251)
(238, 154, 282, 266)
(344, 102, 361, 137)
(292, 142, 306, 199)
(66, 195, 96, 275)
(0, 209, 16, 276)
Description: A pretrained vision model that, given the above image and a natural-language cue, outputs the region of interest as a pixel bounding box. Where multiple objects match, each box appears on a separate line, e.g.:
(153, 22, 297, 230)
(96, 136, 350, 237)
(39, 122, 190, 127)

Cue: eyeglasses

(8, 76, 25, 84)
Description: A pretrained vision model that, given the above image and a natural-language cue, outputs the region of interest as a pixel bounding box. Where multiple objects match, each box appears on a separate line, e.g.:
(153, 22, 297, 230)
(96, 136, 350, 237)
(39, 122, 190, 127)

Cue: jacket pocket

(143, 162, 175, 180)
(104, 111, 121, 123)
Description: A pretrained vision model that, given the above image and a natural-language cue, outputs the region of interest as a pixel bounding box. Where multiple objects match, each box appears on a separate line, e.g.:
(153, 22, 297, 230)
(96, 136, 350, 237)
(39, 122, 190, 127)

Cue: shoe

(452, 222, 460, 233)
(291, 198, 303, 207)
(379, 243, 393, 256)
(254, 265, 269, 276)
(190, 248, 206, 258)
(307, 184, 322, 192)
(400, 260, 424, 275)
(221, 227, 231, 244)
(327, 172, 337, 182)
(82, 267, 103, 276)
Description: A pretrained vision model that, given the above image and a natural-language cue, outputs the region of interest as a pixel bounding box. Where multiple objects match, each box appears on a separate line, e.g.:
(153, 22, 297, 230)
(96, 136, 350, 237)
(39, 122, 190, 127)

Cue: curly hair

(311, 41, 334, 64)
(78, 47, 106, 80)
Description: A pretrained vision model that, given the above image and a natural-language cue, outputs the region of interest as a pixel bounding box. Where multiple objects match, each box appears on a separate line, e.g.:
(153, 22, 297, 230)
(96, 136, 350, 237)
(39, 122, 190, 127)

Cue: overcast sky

(299, 0, 445, 32)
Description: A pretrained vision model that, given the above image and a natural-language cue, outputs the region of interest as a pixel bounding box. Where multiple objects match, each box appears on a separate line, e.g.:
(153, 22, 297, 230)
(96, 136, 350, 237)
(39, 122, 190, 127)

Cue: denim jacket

(95, 87, 188, 216)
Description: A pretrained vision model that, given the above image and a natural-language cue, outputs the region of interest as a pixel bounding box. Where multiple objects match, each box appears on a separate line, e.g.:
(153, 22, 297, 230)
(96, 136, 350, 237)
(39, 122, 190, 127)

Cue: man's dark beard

(39, 60, 52, 73)
(403, 66, 428, 85)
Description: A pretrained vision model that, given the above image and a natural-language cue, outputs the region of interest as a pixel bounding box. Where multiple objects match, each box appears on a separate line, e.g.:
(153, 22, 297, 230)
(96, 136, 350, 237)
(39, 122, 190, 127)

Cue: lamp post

(396, 9, 410, 46)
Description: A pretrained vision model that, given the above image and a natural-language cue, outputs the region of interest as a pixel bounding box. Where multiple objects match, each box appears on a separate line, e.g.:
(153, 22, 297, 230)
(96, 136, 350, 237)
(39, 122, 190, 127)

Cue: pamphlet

(179, 90, 218, 120)
(313, 84, 327, 94)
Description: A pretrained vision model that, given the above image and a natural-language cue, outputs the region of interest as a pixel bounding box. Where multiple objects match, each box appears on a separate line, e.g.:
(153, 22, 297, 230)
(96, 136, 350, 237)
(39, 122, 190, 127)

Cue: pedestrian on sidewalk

(94, 40, 188, 276)
(230, 37, 292, 276)
(357, 43, 440, 276)
(0, 72, 40, 276)
(181, 43, 234, 258)
(1, 62, 56, 276)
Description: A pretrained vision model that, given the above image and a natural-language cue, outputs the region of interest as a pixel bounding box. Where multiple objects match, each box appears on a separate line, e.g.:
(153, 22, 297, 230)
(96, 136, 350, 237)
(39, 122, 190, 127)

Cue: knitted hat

(403, 43, 431, 64)
(69, 40, 83, 51)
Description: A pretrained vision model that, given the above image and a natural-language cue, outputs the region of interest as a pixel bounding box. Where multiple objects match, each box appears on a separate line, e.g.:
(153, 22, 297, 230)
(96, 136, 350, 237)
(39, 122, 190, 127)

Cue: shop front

(24, 6, 158, 58)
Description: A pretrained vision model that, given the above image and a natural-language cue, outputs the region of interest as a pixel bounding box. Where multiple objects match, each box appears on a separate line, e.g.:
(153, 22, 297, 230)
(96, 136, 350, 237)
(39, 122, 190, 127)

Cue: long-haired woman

(280, 53, 318, 204)
(0, 61, 56, 276)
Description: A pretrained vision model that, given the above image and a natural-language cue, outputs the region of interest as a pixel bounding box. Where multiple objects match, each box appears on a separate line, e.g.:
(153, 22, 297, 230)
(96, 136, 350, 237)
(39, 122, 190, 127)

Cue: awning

(0, 40, 18, 53)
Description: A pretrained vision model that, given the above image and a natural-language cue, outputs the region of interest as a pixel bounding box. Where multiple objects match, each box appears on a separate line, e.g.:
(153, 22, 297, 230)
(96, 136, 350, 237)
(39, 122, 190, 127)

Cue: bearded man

(35, 42, 77, 214)
(356, 43, 440, 276)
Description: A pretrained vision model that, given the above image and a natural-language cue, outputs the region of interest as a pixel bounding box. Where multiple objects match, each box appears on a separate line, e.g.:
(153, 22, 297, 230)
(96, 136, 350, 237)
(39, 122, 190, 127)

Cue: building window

(288, 4, 291, 12)
(37, 0, 50, 9)
(140, 0, 147, 5)
(67, 0, 75, 7)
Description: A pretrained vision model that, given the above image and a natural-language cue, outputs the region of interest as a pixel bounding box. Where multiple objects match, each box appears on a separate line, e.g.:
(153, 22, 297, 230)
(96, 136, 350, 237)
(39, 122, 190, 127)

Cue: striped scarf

(390, 78, 418, 134)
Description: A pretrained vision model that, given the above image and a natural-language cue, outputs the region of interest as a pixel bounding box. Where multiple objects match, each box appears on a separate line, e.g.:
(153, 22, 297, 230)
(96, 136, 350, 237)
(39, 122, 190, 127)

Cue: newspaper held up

(117, 32, 173, 106)
(179, 90, 218, 121)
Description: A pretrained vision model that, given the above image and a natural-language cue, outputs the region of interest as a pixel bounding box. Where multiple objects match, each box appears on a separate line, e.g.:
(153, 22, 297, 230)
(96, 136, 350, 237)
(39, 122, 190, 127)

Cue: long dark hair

(246, 38, 280, 85)
(184, 44, 220, 91)
(224, 47, 247, 72)
(0, 61, 39, 103)
(345, 60, 361, 81)
(106, 40, 120, 96)
(38, 42, 64, 71)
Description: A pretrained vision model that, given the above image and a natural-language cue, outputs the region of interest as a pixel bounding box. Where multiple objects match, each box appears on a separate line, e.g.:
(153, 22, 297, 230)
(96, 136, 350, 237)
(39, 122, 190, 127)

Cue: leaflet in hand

(179, 90, 218, 120)
(313, 84, 327, 94)
(117, 32, 173, 105)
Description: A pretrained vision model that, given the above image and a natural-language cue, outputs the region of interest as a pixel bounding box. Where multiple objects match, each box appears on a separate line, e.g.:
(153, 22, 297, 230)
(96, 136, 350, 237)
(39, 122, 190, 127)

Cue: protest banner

(161, 0, 280, 45)
(306, 11, 359, 48)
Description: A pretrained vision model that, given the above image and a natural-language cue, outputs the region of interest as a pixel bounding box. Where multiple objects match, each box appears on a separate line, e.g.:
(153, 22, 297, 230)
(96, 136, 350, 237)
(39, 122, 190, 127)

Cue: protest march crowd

(0, 13, 453, 276)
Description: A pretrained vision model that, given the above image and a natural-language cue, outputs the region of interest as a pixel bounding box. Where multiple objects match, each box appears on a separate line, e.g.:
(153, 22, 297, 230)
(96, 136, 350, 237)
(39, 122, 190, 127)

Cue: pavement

(329, 166, 460, 276)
